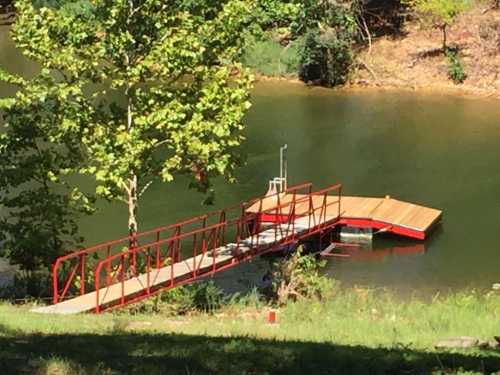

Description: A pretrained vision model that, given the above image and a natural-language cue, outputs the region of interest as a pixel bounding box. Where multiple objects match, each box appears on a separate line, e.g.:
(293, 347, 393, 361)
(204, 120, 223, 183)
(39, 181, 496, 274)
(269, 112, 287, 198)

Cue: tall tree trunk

(128, 174, 138, 238)
(126, 91, 138, 242)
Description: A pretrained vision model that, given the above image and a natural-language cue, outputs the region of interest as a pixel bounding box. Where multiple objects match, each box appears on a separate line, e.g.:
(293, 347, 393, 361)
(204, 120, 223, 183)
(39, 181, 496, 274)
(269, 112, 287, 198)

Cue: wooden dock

(246, 194, 442, 240)
(32, 182, 442, 315)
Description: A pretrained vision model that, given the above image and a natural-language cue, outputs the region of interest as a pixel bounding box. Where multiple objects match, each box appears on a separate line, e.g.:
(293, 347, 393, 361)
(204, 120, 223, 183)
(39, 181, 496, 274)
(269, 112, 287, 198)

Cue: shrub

(299, 28, 353, 87)
(121, 280, 225, 316)
(446, 50, 466, 84)
(0, 270, 51, 300)
(270, 246, 335, 306)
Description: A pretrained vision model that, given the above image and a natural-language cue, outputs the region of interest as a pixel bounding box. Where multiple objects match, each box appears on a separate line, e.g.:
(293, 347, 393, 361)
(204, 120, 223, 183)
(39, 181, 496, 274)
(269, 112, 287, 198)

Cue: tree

(0, 70, 94, 288)
(5, 0, 254, 239)
(297, 1, 359, 86)
(404, 0, 471, 51)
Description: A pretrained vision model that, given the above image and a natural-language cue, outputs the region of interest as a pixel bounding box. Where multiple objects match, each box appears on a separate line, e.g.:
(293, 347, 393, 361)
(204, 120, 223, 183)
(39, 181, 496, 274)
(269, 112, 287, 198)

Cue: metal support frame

(51, 182, 346, 313)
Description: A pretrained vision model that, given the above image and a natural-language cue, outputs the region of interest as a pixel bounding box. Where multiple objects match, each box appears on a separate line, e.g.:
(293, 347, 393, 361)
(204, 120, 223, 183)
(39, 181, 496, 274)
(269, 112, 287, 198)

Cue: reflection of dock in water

(321, 243, 425, 262)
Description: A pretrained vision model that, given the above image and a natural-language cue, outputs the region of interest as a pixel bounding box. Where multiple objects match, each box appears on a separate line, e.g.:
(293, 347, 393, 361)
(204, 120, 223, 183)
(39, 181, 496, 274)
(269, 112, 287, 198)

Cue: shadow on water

(0, 330, 499, 374)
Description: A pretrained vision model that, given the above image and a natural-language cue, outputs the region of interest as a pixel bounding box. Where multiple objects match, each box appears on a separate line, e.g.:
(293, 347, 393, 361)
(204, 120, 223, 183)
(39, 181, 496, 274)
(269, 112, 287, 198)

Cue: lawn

(0, 287, 499, 374)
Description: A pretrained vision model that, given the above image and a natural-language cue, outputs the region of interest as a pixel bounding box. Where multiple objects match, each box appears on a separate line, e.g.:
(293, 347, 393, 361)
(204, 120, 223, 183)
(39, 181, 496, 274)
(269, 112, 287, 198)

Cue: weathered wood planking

(247, 194, 442, 233)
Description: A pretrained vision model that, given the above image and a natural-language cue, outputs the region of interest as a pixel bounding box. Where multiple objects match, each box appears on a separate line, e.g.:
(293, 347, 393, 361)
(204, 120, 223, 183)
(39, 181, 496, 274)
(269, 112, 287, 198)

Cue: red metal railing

(51, 182, 343, 312)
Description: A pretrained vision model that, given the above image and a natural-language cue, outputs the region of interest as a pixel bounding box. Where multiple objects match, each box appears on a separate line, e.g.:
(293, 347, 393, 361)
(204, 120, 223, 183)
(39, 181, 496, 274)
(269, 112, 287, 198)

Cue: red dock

(32, 182, 442, 314)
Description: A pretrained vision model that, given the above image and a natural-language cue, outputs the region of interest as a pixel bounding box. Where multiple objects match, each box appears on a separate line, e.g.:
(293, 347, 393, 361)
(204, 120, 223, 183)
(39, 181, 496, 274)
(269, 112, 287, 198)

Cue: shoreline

(255, 74, 500, 100)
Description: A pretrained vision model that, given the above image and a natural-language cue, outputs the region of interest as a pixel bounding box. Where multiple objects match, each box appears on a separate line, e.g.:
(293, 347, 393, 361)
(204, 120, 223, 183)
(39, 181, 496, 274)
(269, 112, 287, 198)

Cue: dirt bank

(352, 6, 500, 99)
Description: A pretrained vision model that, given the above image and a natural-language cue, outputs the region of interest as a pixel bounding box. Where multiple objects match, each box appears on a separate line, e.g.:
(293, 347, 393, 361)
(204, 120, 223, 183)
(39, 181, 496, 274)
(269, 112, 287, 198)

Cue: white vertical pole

(280, 144, 288, 192)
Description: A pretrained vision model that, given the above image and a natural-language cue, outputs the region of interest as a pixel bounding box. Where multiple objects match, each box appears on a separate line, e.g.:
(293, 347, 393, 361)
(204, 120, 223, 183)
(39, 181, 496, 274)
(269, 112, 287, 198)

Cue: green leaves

(3, 0, 255, 249)
(404, 0, 472, 27)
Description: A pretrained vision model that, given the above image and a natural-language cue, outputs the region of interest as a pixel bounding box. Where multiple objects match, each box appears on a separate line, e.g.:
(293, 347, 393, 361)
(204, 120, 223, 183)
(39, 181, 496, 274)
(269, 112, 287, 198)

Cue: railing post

(120, 256, 125, 306)
(155, 231, 161, 269)
(95, 262, 101, 314)
(212, 228, 217, 272)
(236, 221, 241, 255)
(146, 249, 151, 295)
(175, 226, 181, 262)
(52, 261, 59, 305)
(80, 254, 85, 296)
(170, 239, 175, 287)
(338, 184, 342, 219)
(276, 192, 283, 240)
(106, 245, 111, 286)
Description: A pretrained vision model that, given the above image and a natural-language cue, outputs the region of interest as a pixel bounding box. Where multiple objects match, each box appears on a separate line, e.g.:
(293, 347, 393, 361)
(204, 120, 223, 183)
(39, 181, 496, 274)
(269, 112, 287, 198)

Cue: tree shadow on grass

(0, 330, 499, 374)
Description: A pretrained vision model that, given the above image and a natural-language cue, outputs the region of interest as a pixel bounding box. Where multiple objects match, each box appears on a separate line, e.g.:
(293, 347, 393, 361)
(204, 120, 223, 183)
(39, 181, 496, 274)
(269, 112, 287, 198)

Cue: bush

(122, 280, 225, 316)
(299, 28, 353, 87)
(0, 270, 51, 300)
(258, 0, 301, 29)
(270, 246, 335, 306)
(446, 50, 466, 84)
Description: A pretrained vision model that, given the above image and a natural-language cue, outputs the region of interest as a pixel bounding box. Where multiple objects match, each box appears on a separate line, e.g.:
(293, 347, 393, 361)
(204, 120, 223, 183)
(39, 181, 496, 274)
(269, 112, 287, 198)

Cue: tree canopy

(404, 0, 472, 50)
(1, 0, 255, 244)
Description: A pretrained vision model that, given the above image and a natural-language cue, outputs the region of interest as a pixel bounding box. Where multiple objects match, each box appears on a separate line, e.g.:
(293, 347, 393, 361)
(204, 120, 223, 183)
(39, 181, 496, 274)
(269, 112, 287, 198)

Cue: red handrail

(52, 182, 344, 310)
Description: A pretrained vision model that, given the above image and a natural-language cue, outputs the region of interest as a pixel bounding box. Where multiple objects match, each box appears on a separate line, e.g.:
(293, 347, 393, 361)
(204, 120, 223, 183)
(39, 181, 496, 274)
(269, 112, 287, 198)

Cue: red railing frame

(52, 182, 344, 311)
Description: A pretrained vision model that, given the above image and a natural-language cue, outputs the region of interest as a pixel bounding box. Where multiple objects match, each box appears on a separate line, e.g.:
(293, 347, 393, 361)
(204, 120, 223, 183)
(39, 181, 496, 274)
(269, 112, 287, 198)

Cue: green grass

(0, 288, 499, 374)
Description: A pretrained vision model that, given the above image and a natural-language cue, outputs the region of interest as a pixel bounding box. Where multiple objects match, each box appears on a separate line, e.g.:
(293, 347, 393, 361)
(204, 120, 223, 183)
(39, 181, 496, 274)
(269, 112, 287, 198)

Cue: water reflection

(327, 241, 425, 262)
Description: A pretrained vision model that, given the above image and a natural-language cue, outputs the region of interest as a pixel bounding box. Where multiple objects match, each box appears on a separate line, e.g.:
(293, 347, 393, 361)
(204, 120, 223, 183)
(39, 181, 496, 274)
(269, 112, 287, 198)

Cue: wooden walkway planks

(31, 218, 318, 315)
(247, 193, 442, 234)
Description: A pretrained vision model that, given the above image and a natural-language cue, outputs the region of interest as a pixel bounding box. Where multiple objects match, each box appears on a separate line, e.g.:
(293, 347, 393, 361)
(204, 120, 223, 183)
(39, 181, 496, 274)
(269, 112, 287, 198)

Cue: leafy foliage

(0, 68, 94, 281)
(270, 246, 334, 306)
(122, 280, 225, 315)
(253, 0, 360, 87)
(4, 0, 255, 240)
(446, 50, 467, 84)
(404, 0, 471, 49)
(299, 27, 354, 86)
(297, 1, 358, 87)
(258, 0, 302, 29)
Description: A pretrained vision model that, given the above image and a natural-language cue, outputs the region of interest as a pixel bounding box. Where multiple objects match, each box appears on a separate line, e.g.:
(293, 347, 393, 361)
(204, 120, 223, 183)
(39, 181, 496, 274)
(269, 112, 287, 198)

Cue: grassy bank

(1, 287, 499, 374)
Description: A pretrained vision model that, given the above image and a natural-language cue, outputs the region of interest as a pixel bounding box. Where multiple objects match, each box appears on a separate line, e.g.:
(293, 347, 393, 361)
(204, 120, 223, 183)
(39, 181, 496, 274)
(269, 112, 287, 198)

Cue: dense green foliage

(253, 0, 360, 86)
(0, 0, 255, 276)
(122, 280, 227, 315)
(0, 69, 94, 283)
(269, 247, 333, 305)
(446, 50, 467, 84)
(299, 27, 354, 86)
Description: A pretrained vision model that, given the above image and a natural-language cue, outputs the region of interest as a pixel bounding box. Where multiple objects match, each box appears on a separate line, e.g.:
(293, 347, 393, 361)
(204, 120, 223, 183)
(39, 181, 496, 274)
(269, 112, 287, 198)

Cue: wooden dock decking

(246, 194, 442, 239)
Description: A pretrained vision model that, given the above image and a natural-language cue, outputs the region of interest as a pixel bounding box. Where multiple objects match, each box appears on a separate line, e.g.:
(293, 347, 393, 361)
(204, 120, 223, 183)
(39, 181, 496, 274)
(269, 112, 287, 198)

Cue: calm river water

(1, 26, 500, 294)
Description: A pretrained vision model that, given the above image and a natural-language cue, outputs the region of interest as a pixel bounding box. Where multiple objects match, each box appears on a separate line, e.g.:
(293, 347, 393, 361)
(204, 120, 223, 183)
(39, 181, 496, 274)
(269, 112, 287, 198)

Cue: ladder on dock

(32, 182, 441, 314)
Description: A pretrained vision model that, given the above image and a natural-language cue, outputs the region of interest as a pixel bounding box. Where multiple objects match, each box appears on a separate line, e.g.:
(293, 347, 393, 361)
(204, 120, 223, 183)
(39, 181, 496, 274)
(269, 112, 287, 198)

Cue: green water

(2, 26, 500, 293)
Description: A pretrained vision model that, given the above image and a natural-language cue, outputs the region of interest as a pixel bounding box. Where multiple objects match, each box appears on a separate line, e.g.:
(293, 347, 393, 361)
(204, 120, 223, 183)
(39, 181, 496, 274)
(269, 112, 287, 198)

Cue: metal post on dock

(280, 144, 288, 191)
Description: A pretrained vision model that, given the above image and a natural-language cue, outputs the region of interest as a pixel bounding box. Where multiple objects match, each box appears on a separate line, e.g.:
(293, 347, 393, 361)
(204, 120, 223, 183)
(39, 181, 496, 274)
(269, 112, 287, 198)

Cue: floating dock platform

(247, 194, 442, 240)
